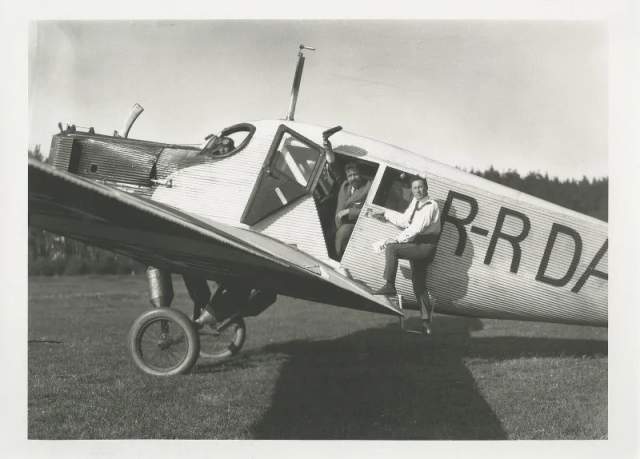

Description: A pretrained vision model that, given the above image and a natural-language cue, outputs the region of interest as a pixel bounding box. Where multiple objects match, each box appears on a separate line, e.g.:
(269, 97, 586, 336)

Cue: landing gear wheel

(198, 317, 246, 360)
(129, 308, 200, 376)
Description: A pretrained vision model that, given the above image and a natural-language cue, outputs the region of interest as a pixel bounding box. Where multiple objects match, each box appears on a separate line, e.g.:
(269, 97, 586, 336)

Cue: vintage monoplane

(28, 45, 608, 376)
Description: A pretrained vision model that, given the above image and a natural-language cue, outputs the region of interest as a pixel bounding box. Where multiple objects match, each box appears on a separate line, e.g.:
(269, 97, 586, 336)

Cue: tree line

(28, 147, 607, 276)
(470, 166, 607, 222)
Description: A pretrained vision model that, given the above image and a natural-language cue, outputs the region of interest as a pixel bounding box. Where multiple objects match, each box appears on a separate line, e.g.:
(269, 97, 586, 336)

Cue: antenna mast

(286, 44, 315, 121)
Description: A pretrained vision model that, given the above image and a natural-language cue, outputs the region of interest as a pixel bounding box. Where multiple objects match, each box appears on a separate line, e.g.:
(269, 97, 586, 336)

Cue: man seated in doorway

(370, 175, 441, 333)
(334, 162, 371, 259)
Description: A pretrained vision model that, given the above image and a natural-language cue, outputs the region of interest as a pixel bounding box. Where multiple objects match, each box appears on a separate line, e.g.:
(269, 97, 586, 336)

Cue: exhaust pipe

(122, 103, 144, 139)
(286, 45, 315, 121)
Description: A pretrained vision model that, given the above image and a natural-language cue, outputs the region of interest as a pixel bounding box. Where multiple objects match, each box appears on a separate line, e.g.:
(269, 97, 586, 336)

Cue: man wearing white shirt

(371, 176, 441, 329)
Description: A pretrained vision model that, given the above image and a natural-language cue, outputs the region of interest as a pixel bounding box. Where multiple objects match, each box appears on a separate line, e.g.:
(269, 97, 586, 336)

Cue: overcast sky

(29, 20, 607, 179)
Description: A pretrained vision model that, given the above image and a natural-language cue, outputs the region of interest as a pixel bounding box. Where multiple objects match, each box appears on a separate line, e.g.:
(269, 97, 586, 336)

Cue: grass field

(28, 275, 607, 439)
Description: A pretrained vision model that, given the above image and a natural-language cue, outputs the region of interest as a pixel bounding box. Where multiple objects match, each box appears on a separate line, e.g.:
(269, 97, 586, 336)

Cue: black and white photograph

(3, 0, 639, 457)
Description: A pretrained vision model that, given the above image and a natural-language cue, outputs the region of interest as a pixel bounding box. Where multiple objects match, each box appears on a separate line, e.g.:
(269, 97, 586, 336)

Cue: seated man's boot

(194, 307, 218, 329)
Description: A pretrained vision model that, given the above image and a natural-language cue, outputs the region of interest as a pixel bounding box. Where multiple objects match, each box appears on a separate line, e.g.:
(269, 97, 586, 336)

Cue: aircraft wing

(28, 159, 401, 316)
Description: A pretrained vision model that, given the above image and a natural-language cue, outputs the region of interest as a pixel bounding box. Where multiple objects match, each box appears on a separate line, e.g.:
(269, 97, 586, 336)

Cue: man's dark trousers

(383, 234, 439, 296)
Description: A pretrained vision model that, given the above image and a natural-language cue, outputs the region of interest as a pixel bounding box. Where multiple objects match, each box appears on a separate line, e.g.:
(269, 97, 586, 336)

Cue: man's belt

(412, 233, 440, 244)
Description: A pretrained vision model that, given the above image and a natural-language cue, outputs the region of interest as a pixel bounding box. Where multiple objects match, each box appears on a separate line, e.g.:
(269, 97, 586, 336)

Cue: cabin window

(372, 166, 413, 213)
(271, 134, 321, 187)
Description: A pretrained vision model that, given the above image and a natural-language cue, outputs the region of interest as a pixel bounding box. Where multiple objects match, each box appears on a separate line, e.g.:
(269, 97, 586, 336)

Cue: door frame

(240, 124, 326, 226)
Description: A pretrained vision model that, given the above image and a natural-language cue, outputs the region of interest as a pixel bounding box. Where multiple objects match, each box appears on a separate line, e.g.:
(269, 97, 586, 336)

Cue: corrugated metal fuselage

(48, 119, 607, 326)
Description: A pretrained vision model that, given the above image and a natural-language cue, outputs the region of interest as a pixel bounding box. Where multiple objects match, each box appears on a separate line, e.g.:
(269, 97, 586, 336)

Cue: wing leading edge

(28, 159, 401, 316)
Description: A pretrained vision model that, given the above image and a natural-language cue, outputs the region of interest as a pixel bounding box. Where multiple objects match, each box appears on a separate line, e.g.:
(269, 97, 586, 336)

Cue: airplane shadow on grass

(197, 316, 607, 439)
(196, 203, 606, 439)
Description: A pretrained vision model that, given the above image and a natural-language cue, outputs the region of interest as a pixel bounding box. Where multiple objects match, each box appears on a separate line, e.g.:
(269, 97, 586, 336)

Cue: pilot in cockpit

(200, 134, 235, 158)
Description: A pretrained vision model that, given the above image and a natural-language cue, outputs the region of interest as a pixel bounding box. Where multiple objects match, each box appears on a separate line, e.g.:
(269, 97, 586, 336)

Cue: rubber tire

(199, 317, 247, 360)
(128, 308, 200, 376)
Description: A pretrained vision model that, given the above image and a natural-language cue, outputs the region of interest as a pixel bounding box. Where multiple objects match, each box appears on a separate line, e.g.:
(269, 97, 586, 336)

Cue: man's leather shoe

(194, 309, 218, 329)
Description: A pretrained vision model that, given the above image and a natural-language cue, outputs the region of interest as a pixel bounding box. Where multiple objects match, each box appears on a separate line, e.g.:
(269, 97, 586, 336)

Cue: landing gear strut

(127, 268, 248, 376)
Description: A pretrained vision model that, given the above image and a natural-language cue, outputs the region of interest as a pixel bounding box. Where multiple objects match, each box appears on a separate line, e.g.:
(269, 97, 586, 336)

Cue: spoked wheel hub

(129, 308, 200, 376)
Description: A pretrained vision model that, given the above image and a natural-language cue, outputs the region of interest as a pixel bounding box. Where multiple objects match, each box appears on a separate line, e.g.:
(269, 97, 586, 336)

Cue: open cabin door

(241, 125, 326, 226)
